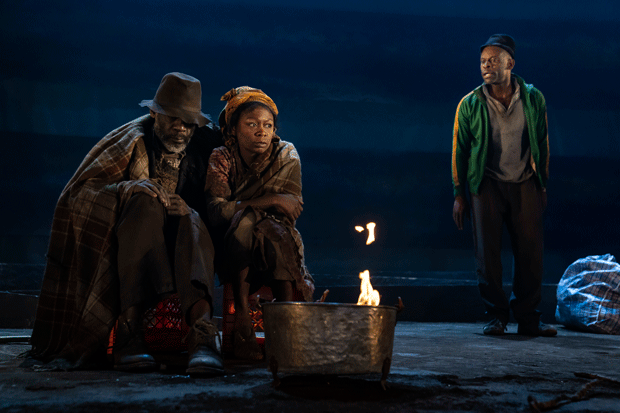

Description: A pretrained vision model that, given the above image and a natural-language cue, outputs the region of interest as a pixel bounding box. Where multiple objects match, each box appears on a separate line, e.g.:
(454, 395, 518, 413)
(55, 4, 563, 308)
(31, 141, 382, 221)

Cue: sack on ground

(555, 254, 620, 334)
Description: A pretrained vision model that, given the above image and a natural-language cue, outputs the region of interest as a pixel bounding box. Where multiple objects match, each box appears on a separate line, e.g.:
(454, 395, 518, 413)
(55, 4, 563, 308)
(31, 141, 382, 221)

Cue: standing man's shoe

(483, 318, 507, 335)
(185, 318, 225, 377)
(517, 322, 557, 337)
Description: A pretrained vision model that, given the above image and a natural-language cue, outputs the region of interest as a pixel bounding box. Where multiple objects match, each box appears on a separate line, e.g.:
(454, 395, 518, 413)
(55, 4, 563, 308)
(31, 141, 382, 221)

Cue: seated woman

(206, 86, 314, 359)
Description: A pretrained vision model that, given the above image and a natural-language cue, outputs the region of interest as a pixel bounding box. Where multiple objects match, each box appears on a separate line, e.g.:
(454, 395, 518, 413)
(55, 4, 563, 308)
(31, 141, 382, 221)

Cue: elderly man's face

(152, 111, 196, 153)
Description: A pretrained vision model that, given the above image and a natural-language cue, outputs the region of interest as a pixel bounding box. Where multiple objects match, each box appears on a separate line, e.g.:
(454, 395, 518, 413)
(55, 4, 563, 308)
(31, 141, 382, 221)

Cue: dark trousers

(471, 177, 544, 325)
(115, 193, 215, 321)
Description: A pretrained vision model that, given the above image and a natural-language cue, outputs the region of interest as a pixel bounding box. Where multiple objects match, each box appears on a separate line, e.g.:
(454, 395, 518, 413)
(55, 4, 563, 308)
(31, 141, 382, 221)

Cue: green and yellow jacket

(451, 74, 549, 198)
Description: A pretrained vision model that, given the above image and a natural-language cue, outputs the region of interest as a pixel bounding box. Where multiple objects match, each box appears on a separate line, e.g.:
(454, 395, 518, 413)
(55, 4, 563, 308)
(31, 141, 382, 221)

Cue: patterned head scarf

(219, 86, 279, 147)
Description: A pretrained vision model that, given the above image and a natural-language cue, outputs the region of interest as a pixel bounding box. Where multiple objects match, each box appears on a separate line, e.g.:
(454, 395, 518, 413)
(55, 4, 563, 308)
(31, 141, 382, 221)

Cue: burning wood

(357, 270, 380, 306)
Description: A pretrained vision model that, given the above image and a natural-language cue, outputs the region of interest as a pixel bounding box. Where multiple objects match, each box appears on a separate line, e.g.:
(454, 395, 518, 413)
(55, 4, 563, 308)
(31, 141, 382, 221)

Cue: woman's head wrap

(219, 86, 279, 147)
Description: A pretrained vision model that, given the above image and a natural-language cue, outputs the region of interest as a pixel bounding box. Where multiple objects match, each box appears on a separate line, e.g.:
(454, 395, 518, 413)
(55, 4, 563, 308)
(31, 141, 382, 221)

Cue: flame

(357, 270, 380, 306)
(365, 222, 376, 245)
(354, 222, 376, 244)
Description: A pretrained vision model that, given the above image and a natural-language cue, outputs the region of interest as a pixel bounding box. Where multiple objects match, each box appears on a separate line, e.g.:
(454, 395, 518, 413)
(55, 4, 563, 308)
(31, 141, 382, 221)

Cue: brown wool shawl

(30, 115, 153, 366)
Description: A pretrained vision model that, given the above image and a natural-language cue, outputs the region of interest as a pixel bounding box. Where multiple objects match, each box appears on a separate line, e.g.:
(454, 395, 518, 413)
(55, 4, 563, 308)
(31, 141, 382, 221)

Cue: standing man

(29, 73, 226, 374)
(451, 35, 556, 336)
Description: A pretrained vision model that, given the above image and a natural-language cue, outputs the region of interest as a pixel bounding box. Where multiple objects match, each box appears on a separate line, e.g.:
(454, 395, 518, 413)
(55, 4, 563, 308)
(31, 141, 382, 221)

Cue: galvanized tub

(262, 302, 398, 385)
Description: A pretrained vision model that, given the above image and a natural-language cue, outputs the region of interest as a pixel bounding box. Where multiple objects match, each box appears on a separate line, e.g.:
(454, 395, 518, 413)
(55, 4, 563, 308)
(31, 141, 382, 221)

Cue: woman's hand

(272, 194, 304, 221)
(235, 193, 304, 221)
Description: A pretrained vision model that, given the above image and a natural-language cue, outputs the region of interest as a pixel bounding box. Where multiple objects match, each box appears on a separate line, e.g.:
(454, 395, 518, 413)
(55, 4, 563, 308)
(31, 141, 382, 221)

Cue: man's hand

(274, 194, 303, 221)
(123, 179, 170, 207)
(166, 194, 191, 216)
(453, 195, 469, 230)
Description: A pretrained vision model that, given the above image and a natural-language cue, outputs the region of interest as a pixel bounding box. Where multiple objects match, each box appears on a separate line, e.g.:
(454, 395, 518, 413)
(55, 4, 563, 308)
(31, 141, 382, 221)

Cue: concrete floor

(1, 322, 619, 412)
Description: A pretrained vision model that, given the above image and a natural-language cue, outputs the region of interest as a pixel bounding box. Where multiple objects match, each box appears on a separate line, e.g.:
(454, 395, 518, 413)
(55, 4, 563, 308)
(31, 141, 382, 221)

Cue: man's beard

(154, 124, 192, 154)
(160, 137, 189, 153)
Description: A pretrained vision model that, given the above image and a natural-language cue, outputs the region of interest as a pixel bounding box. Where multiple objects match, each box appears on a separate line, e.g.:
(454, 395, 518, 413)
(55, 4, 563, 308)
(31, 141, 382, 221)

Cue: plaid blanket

(30, 116, 153, 366)
(206, 140, 314, 301)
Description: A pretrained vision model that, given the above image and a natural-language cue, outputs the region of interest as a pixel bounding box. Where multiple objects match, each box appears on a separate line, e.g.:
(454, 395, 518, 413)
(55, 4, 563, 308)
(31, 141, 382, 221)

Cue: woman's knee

(227, 212, 257, 250)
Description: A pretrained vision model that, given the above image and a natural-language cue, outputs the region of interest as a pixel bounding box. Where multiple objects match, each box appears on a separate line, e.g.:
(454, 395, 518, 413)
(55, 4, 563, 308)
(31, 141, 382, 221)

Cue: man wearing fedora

(451, 35, 556, 337)
(28, 73, 225, 375)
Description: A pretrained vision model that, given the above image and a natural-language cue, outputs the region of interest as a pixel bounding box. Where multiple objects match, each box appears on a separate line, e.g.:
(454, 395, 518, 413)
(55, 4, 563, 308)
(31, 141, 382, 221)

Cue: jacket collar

(474, 73, 527, 101)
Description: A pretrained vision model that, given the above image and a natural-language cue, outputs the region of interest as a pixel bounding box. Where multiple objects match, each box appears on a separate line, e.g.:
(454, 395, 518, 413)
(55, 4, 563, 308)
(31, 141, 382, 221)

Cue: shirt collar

(483, 78, 521, 114)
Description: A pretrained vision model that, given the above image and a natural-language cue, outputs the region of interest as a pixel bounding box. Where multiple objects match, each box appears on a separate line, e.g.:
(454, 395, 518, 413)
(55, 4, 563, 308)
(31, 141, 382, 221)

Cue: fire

(357, 270, 380, 306)
(355, 222, 376, 245)
(365, 222, 376, 245)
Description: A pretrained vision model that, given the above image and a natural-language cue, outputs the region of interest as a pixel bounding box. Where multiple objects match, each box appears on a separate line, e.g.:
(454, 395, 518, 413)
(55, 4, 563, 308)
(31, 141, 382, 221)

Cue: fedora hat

(140, 72, 210, 127)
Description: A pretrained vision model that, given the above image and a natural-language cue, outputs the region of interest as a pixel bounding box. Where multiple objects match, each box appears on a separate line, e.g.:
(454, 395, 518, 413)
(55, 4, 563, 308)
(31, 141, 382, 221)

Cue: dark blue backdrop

(1, 0, 619, 282)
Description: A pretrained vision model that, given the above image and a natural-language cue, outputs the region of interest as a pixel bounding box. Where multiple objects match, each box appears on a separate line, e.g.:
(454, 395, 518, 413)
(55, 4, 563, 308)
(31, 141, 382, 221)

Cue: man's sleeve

(537, 92, 550, 187)
(452, 95, 472, 198)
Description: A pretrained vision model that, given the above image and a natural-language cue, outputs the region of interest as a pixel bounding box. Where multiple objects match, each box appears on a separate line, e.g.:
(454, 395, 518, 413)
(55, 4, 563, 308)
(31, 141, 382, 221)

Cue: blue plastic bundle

(556, 254, 620, 335)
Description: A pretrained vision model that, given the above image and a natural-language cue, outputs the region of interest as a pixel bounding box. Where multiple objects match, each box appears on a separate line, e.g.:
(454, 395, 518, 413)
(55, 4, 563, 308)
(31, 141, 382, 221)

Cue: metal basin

(262, 302, 397, 382)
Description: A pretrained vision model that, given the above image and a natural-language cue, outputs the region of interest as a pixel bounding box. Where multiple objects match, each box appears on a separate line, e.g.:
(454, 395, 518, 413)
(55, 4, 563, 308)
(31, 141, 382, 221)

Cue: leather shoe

(483, 318, 507, 335)
(185, 318, 224, 377)
(113, 306, 158, 372)
(517, 322, 557, 337)
(115, 352, 158, 372)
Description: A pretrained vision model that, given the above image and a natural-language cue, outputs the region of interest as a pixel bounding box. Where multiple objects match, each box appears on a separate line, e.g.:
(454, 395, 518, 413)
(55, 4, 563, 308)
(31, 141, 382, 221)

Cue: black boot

(113, 305, 158, 372)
